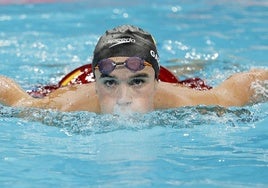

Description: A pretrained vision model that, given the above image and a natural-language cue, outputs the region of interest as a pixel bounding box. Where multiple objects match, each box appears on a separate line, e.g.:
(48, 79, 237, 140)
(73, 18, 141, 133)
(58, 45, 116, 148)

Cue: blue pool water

(0, 0, 268, 187)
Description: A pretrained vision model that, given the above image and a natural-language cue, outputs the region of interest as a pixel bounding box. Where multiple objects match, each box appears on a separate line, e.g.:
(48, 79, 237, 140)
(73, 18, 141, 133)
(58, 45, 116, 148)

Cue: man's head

(92, 25, 160, 114)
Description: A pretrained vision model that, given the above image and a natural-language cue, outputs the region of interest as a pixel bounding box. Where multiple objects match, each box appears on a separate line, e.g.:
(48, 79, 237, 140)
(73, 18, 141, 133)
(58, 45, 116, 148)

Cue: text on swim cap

(108, 38, 136, 48)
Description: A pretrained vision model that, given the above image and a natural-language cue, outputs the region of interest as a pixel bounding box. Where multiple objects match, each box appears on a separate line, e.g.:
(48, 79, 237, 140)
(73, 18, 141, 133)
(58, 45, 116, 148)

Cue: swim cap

(92, 25, 160, 78)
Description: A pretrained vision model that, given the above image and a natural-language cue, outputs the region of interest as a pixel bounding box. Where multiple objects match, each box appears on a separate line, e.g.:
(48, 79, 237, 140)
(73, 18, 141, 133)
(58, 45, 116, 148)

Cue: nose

(116, 84, 132, 106)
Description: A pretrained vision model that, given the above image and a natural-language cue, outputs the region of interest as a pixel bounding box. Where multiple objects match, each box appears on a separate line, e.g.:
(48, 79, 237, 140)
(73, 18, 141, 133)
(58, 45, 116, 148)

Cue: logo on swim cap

(108, 37, 136, 48)
(150, 50, 159, 62)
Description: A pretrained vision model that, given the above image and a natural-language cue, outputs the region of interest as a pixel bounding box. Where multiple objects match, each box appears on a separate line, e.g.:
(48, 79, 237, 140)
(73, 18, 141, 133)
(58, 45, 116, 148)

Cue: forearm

(0, 76, 32, 106)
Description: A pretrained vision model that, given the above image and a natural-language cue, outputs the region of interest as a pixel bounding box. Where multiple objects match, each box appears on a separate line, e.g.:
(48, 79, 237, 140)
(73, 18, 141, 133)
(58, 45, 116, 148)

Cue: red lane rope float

(27, 64, 212, 98)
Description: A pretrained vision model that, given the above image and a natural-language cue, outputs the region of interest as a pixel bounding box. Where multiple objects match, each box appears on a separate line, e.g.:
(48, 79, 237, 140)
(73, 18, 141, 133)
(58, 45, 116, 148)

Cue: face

(94, 57, 158, 114)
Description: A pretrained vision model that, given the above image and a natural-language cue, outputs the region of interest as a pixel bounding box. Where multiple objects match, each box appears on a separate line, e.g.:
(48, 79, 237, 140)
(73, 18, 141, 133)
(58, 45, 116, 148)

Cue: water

(0, 0, 268, 187)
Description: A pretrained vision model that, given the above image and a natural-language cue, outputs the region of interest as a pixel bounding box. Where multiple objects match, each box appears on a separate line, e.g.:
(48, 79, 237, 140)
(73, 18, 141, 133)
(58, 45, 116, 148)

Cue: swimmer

(0, 25, 267, 114)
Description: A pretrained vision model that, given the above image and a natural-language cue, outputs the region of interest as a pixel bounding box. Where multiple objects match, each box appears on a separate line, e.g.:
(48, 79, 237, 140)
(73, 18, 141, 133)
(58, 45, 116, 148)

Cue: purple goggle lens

(95, 57, 152, 75)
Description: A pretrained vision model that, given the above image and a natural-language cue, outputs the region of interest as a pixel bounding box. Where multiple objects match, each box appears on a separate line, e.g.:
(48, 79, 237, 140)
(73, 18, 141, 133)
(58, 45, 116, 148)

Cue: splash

(251, 80, 268, 103)
(1, 104, 265, 136)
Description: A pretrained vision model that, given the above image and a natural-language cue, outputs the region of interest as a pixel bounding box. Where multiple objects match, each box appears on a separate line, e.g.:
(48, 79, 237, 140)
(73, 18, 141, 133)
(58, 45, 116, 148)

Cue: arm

(155, 69, 268, 109)
(214, 69, 268, 106)
(0, 75, 101, 113)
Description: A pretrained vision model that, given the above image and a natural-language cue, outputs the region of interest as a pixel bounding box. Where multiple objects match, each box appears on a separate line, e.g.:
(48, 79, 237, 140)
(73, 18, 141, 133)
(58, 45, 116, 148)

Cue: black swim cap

(92, 25, 160, 78)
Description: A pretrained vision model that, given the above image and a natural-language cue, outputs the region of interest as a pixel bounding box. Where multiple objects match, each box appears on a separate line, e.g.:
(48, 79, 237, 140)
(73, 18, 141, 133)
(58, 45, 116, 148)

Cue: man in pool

(0, 25, 267, 114)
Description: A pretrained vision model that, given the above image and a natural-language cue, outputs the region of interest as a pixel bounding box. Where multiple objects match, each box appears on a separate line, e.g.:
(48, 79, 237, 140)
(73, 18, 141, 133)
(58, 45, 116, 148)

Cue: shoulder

(155, 82, 218, 109)
(45, 83, 100, 112)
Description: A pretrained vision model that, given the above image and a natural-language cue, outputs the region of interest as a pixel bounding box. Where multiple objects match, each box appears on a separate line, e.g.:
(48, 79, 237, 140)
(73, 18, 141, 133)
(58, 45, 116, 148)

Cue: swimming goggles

(95, 57, 152, 75)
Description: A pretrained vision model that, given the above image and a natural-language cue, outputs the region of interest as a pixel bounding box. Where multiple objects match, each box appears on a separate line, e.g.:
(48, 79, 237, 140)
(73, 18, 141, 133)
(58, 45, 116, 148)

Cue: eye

(103, 79, 118, 87)
(129, 78, 146, 87)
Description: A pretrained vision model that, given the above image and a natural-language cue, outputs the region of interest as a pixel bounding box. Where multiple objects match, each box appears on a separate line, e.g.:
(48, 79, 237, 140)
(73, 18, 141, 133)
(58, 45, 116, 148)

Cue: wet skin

(94, 57, 158, 114)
